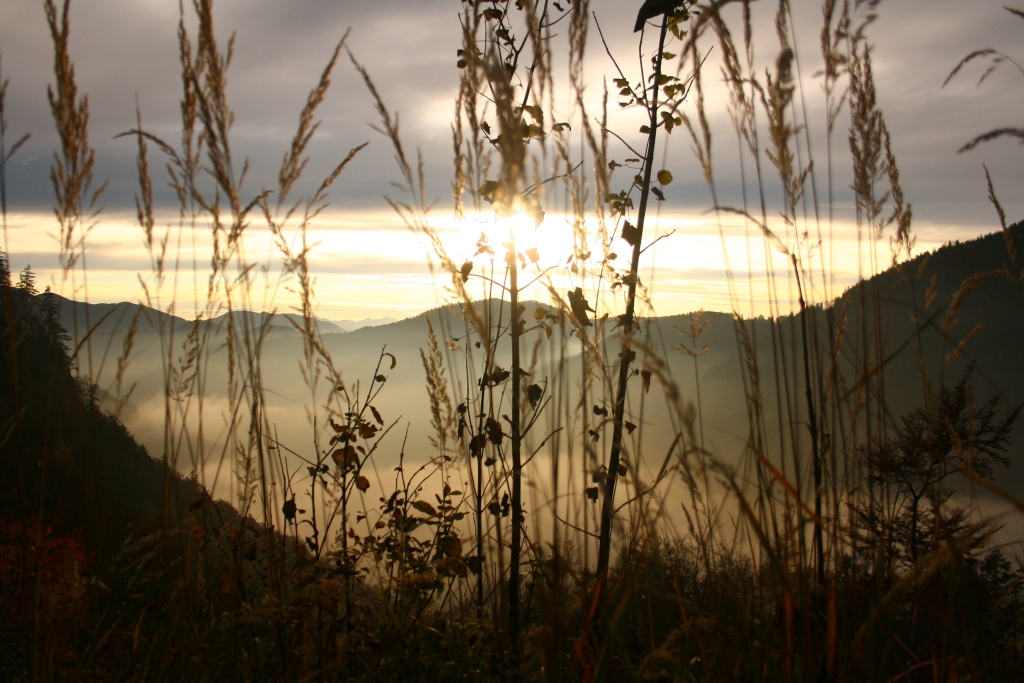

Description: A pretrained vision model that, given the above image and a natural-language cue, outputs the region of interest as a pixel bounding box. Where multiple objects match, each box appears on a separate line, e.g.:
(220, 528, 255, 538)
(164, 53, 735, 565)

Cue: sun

(434, 210, 574, 270)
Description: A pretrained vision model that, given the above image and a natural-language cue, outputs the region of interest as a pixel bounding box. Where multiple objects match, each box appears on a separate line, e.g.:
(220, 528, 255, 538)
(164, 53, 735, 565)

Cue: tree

(16, 265, 36, 297)
(0, 249, 10, 289)
(854, 368, 1020, 571)
(38, 287, 71, 365)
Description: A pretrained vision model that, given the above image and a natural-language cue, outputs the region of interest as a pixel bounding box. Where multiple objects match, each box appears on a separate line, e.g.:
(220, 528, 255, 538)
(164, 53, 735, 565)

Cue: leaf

(358, 421, 378, 439)
(479, 179, 502, 203)
(470, 433, 488, 458)
(621, 221, 639, 247)
(332, 444, 359, 471)
(651, 187, 665, 201)
(625, 421, 637, 434)
(370, 405, 383, 425)
(489, 366, 510, 385)
(412, 500, 437, 517)
(465, 554, 484, 575)
(657, 169, 673, 185)
(585, 486, 599, 502)
(641, 369, 652, 393)
(567, 286, 595, 327)
(384, 352, 397, 369)
(355, 475, 370, 492)
(528, 384, 543, 408)
(282, 497, 298, 522)
(375, 374, 387, 383)
(460, 260, 473, 283)
(486, 416, 504, 445)
(593, 404, 608, 417)
(440, 535, 463, 559)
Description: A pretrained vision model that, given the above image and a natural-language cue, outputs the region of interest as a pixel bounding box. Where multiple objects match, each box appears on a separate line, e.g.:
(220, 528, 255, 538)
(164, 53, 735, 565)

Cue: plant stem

(595, 15, 671, 613)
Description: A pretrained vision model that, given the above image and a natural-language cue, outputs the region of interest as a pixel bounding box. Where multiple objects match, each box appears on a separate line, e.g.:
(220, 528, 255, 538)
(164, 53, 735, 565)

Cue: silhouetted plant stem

(595, 15, 670, 613)
(509, 242, 523, 652)
(793, 254, 825, 588)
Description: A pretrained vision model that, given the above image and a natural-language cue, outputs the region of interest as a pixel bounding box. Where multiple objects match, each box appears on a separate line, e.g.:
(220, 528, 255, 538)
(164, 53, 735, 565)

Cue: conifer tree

(17, 264, 36, 297)
(0, 249, 10, 289)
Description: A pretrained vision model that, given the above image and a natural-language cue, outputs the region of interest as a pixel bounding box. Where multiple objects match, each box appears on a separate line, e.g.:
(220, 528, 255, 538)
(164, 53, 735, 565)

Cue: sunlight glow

(3, 206, 959, 323)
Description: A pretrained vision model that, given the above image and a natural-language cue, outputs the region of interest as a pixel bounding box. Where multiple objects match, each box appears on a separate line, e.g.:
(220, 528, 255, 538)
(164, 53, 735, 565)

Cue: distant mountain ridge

(52, 221, 1024, 342)
(44, 222, 1024, 504)
(51, 296, 405, 338)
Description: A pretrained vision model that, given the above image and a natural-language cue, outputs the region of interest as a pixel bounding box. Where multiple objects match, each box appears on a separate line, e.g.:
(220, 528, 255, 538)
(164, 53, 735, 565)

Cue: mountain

(0, 280, 243, 567)
(325, 316, 400, 331)
(53, 296, 191, 336)
(32, 222, 1024, 510)
(207, 310, 350, 334)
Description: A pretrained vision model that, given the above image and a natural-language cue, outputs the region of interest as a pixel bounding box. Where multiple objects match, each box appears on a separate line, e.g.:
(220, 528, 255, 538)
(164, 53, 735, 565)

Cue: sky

(0, 0, 1020, 321)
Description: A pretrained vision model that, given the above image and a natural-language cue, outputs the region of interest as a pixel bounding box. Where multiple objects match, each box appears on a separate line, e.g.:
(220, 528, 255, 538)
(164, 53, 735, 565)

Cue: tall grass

(0, 0, 1022, 680)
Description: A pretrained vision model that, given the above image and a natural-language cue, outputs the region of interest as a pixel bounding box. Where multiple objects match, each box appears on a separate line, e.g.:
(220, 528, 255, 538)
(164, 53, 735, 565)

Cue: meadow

(1, 0, 1023, 681)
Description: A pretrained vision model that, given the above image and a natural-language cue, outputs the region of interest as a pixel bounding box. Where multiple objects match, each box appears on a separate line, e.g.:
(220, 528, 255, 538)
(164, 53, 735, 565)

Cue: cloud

(2, 0, 1020, 318)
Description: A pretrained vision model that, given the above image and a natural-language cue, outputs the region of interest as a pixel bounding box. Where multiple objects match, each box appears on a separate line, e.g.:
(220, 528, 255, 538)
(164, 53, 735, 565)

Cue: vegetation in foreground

(1, 0, 1023, 681)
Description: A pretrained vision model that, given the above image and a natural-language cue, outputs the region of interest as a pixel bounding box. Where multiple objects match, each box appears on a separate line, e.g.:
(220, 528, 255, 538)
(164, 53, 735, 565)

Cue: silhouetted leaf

(470, 433, 488, 459)
(568, 286, 595, 327)
(283, 496, 297, 522)
(486, 416, 504, 445)
(412, 500, 437, 517)
(528, 384, 543, 408)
